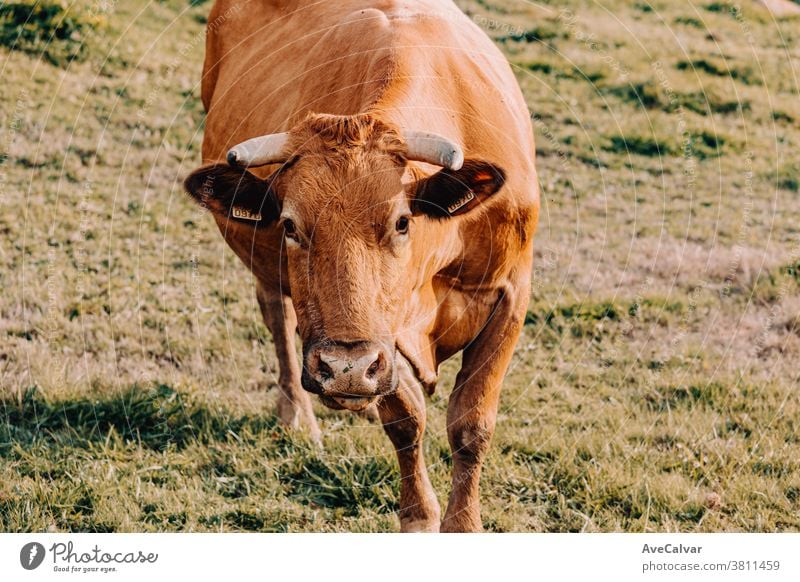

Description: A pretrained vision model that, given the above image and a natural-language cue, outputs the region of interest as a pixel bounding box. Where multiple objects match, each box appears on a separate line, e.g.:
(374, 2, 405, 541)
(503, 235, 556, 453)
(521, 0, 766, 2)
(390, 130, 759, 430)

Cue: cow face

(184, 114, 505, 411)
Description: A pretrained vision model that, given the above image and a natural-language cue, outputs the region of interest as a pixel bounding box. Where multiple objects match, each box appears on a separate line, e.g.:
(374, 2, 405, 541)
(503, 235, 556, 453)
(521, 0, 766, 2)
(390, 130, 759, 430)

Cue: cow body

(190, 0, 539, 532)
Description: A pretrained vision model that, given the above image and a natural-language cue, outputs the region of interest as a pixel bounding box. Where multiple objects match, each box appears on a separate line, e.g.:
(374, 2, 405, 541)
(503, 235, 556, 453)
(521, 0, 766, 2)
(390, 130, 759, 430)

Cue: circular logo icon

(20, 542, 46, 570)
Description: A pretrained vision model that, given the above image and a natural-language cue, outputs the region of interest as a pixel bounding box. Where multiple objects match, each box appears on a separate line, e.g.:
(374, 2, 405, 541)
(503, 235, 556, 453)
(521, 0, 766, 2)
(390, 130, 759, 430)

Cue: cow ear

(411, 159, 506, 219)
(183, 163, 279, 226)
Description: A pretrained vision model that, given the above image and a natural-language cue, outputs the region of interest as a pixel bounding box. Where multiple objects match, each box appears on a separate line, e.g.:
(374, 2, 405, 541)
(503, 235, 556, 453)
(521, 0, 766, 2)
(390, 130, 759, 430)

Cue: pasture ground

(1, 0, 799, 531)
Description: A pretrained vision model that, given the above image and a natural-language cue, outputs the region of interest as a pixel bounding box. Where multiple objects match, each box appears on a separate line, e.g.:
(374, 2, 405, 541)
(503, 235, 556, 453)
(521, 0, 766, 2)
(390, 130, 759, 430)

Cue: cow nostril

(318, 359, 334, 381)
(365, 353, 384, 379)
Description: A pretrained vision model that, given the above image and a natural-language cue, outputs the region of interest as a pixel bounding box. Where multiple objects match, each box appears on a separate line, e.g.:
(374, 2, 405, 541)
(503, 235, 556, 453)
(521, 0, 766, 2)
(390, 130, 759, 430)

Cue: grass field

(1, 0, 799, 532)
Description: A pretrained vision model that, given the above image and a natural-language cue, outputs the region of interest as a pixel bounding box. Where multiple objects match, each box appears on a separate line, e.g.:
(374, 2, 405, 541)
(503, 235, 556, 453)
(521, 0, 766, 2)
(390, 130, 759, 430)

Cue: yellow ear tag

(232, 207, 262, 221)
(447, 190, 476, 215)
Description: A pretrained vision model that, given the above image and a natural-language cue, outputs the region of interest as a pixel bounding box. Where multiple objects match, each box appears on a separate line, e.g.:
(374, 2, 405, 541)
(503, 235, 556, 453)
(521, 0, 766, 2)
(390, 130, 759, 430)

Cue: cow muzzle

(302, 340, 397, 411)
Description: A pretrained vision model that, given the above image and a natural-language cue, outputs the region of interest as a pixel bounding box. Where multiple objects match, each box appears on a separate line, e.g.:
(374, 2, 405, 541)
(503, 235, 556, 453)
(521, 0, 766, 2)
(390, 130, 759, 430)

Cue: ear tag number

(232, 207, 262, 221)
(447, 190, 476, 215)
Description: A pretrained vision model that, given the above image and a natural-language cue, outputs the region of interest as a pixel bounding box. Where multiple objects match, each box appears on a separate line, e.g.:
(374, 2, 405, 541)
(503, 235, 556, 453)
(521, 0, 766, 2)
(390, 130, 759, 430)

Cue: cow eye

(395, 216, 410, 235)
(283, 219, 299, 241)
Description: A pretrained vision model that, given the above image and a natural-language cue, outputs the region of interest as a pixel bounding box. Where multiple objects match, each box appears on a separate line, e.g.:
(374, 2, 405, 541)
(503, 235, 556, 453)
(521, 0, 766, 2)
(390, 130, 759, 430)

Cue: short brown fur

(186, 0, 539, 532)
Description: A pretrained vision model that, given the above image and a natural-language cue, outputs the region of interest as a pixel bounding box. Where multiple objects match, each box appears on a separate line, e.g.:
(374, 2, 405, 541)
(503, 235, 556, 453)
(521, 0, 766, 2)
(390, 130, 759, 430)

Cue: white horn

(404, 131, 464, 171)
(226, 132, 290, 167)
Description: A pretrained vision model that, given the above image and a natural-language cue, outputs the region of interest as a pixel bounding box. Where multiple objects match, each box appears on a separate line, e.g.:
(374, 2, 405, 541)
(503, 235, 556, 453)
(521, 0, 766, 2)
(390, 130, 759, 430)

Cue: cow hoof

(276, 401, 322, 446)
(285, 420, 322, 447)
(439, 518, 483, 533)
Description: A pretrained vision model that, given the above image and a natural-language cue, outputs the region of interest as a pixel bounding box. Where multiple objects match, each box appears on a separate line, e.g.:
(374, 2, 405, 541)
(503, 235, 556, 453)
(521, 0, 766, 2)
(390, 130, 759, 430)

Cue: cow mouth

(318, 394, 377, 412)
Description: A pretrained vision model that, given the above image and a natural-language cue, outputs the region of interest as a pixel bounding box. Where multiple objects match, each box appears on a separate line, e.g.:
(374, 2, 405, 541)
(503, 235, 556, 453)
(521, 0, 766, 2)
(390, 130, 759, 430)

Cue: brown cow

(184, 0, 539, 532)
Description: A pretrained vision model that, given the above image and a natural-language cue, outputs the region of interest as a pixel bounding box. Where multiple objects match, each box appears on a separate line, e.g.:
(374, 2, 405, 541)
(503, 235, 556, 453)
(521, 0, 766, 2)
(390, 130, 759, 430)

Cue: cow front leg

(378, 361, 440, 532)
(441, 282, 529, 532)
(357, 401, 381, 422)
(256, 284, 321, 444)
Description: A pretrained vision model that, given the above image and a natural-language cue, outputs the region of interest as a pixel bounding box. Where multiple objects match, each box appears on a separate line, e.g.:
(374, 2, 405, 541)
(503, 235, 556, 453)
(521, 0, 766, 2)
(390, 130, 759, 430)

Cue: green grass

(0, 0, 106, 64)
(1, 0, 799, 532)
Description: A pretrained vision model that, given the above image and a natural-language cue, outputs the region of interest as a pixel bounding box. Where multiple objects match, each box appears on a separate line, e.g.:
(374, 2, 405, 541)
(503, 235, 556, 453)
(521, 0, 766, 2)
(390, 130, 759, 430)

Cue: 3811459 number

(729, 560, 780, 571)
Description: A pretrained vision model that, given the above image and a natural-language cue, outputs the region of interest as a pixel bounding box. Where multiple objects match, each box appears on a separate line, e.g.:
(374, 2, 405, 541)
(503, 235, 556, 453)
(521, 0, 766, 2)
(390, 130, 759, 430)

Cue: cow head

(184, 113, 505, 411)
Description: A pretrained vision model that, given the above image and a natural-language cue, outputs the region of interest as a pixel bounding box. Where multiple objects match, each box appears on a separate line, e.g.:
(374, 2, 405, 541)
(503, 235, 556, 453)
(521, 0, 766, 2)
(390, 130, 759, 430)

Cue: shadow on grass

(277, 455, 399, 517)
(0, 384, 400, 529)
(0, 384, 279, 454)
